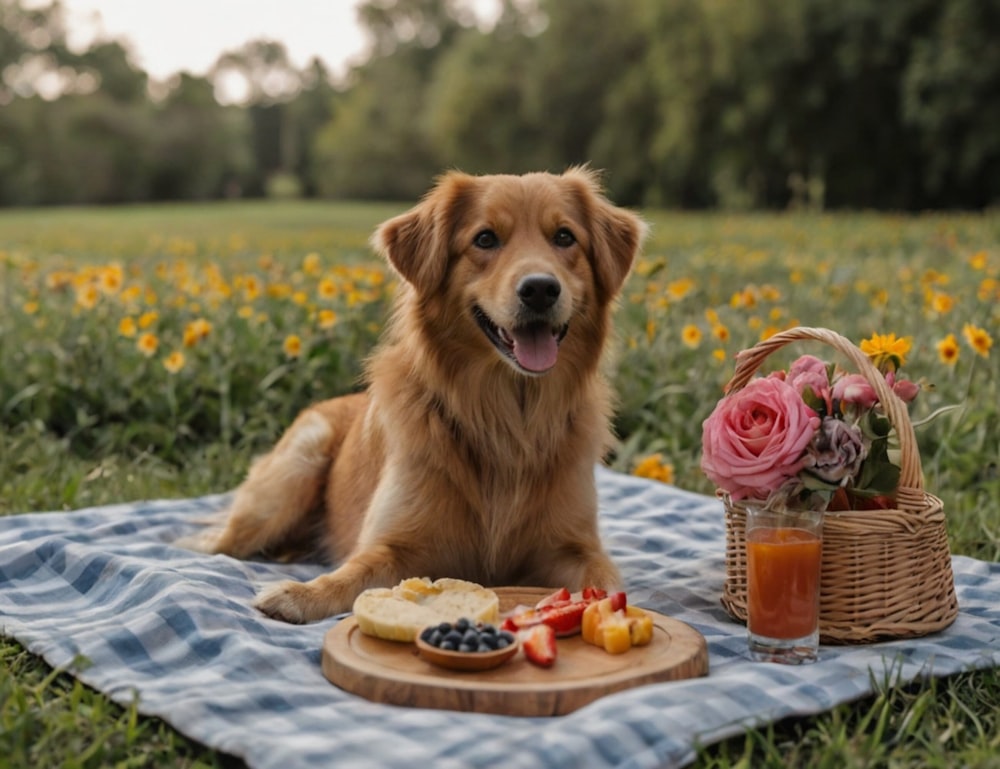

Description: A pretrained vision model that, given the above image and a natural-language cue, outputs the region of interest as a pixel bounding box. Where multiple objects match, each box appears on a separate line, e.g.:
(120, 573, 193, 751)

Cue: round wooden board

(321, 587, 709, 716)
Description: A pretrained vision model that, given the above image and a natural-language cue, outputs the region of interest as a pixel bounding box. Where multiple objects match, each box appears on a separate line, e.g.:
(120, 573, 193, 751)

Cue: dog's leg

(537, 545, 624, 594)
(185, 409, 335, 559)
(253, 545, 405, 623)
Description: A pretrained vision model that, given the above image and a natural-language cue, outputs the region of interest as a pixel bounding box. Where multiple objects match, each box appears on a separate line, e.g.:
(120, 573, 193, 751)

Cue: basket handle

(724, 326, 925, 507)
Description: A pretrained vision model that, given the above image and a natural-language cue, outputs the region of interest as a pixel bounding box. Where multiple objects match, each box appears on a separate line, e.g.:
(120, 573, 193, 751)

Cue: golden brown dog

(190, 168, 647, 623)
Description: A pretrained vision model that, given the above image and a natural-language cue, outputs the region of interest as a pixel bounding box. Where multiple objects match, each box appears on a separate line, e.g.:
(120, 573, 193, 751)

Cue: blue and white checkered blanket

(1, 466, 998, 769)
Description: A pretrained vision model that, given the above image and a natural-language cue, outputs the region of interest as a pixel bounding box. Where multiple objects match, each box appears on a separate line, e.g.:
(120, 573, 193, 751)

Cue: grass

(1, 201, 998, 767)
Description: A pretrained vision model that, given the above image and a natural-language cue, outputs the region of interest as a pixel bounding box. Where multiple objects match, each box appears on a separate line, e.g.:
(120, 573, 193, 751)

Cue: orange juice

(747, 527, 822, 639)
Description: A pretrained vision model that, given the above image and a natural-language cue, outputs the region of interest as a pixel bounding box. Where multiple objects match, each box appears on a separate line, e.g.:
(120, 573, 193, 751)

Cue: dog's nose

(517, 273, 561, 312)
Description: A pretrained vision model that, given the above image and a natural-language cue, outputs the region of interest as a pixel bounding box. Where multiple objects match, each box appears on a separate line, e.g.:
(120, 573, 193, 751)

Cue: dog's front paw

(254, 580, 314, 624)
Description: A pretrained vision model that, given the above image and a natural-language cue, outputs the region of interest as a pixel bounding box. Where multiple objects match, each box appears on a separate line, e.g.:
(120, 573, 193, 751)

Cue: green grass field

(1, 201, 998, 767)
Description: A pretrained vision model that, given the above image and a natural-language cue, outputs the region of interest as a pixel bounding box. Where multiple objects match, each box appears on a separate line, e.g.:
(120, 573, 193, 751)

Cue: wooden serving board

(321, 587, 709, 716)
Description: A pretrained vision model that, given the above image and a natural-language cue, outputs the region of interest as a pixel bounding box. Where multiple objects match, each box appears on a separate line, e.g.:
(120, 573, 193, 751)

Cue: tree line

(1, 0, 997, 209)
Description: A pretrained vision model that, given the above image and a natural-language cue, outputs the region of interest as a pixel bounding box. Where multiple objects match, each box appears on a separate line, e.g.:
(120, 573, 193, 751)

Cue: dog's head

(372, 168, 647, 377)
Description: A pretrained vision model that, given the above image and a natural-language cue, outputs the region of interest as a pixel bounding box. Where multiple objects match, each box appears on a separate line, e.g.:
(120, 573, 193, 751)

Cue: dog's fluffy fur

(190, 168, 647, 623)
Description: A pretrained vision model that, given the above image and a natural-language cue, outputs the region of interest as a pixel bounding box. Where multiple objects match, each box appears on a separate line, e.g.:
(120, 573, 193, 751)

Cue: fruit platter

(322, 582, 709, 716)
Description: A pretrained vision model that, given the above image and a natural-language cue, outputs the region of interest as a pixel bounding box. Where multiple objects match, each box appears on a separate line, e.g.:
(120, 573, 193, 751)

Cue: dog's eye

(553, 228, 576, 248)
(473, 229, 500, 250)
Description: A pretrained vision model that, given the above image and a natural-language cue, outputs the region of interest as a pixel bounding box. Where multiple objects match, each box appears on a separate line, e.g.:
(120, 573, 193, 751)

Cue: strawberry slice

(503, 600, 588, 637)
(521, 624, 557, 668)
(536, 601, 588, 637)
(581, 586, 608, 601)
(535, 587, 572, 608)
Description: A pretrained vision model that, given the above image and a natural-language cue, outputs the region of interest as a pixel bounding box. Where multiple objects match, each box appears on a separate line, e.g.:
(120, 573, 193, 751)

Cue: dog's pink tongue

(511, 327, 559, 372)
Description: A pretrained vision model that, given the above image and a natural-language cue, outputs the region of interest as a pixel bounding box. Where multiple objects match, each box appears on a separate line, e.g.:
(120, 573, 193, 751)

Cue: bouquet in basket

(701, 333, 921, 512)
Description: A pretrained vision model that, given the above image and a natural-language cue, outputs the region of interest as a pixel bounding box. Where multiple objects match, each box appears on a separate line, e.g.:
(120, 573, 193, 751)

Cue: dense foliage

(1, 0, 998, 209)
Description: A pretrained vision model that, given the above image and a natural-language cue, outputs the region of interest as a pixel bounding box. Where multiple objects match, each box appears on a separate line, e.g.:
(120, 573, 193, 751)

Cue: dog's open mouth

(473, 306, 569, 374)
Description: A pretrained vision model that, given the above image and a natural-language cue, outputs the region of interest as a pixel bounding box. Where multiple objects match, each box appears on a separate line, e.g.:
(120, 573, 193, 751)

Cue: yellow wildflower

(681, 324, 702, 349)
(860, 332, 911, 372)
(930, 292, 954, 314)
(318, 309, 338, 329)
(936, 334, 959, 366)
(302, 252, 322, 277)
(969, 251, 987, 271)
(163, 351, 186, 374)
(962, 323, 993, 358)
(712, 324, 730, 343)
(759, 285, 782, 303)
(292, 290, 308, 306)
(138, 311, 159, 329)
(667, 278, 695, 300)
(118, 317, 137, 337)
(712, 348, 727, 363)
(318, 278, 338, 300)
(183, 318, 213, 347)
(237, 305, 254, 319)
(633, 454, 675, 485)
(870, 289, 889, 308)
(242, 275, 262, 301)
(22, 300, 39, 315)
(268, 283, 292, 300)
(283, 334, 303, 358)
(75, 282, 100, 309)
(137, 332, 159, 357)
(99, 264, 124, 295)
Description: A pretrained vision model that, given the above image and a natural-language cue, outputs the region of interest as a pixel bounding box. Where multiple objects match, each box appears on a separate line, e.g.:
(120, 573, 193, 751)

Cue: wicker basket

(719, 327, 959, 644)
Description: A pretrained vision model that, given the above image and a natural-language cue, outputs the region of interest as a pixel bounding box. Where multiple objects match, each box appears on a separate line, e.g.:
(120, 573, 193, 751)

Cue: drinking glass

(745, 504, 823, 664)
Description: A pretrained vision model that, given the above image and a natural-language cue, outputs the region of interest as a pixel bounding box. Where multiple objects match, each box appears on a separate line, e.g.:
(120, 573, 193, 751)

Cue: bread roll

(352, 577, 500, 642)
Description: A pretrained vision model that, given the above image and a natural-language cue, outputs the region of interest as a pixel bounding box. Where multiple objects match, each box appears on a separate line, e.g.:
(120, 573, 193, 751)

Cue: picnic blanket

(1, 466, 998, 769)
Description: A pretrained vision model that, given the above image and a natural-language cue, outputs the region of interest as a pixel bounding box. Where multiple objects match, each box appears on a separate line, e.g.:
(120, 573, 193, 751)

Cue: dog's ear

(371, 172, 474, 295)
(565, 167, 649, 304)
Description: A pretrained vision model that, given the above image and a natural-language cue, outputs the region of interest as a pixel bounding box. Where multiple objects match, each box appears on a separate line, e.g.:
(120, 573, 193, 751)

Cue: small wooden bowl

(414, 633, 519, 672)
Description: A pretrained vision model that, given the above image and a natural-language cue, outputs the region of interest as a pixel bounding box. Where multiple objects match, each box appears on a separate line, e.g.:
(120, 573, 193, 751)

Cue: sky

(54, 0, 377, 83)
(51, 0, 502, 88)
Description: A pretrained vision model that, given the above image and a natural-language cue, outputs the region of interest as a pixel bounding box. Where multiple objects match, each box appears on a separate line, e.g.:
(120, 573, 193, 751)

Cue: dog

(189, 168, 647, 623)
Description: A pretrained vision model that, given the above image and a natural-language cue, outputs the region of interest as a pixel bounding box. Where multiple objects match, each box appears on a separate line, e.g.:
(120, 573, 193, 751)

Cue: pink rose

(832, 373, 878, 410)
(886, 371, 920, 403)
(789, 355, 827, 378)
(701, 377, 822, 501)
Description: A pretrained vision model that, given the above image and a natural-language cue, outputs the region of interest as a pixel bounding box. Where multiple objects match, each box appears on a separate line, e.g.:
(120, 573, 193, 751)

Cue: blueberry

(437, 622, 453, 634)
(479, 633, 498, 649)
(479, 624, 497, 635)
(419, 627, 434, 643)
(455, 618, 471, 632)
(444, 630, 463, 646)
(458, 642, 477, 653)
(462, 629, 479, 645)
(427, 629, 444, 647)
(440, 640, 457, 651)
(496, 637, 510, 649)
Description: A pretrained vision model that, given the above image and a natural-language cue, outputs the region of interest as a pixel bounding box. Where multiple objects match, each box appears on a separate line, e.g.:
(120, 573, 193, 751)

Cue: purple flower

(802, 416, 867, 485)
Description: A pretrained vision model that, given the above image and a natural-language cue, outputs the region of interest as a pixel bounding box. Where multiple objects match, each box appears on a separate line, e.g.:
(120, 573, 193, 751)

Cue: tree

(312, 0, 474, 199)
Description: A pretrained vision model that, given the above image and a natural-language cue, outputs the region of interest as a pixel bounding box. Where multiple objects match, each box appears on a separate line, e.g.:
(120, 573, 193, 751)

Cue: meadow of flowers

(1, 202, 997, 557)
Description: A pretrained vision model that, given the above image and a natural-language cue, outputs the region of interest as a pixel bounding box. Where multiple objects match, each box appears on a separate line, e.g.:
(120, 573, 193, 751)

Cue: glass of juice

(745, 504, 823, 664)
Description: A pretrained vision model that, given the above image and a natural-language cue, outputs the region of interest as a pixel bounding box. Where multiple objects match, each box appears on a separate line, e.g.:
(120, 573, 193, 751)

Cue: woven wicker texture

(719, 327, 959, 644)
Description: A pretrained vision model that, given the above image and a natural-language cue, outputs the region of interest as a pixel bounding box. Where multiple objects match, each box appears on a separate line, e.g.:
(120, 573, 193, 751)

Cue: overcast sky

(49, 0, 504, 84)
(53, 0, 376, 81)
